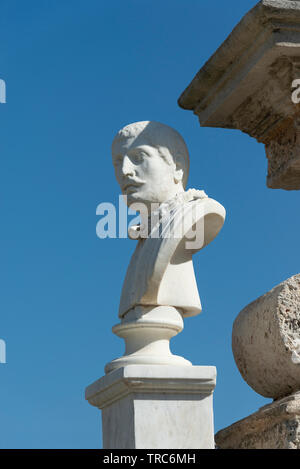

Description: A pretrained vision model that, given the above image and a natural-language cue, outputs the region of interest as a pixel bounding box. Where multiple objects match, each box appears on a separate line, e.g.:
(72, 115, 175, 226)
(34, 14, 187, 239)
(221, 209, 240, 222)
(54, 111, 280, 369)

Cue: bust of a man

(111, 121, 225, 320)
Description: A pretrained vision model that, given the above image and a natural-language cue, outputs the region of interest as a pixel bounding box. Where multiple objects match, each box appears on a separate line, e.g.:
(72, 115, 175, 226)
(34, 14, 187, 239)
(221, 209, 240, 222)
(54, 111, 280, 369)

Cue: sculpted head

(111, 121, 190, 210)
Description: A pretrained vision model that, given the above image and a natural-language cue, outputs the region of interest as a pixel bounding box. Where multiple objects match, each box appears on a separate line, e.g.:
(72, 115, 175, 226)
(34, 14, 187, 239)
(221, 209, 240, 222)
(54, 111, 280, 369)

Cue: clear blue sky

(0, 0, 299, 448)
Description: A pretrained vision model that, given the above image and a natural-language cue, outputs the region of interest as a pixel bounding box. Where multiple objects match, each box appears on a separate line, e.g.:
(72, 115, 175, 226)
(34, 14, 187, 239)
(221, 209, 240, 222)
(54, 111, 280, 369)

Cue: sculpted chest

(119, 196, 225, 319)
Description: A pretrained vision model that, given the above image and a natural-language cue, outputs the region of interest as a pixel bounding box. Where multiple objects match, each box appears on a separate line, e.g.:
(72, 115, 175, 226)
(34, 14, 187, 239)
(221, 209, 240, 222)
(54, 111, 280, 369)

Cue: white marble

(86, 365, 216, 449)
(107, 121, 225, 371)
(118, 193, 225, 320)
(86, 122, 223, 449)
(105, 306, 191, 374)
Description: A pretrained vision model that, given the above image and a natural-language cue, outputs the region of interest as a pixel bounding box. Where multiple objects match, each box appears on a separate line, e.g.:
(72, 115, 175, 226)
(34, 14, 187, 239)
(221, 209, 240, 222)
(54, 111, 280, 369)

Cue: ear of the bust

(174, 161, 184, 184)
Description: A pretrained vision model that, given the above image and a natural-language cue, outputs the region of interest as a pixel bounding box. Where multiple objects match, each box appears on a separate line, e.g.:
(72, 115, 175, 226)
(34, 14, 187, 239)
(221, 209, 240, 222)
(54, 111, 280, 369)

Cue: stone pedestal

(215, 392, 300, 449)
(215, 274, 300, 449)
(85, 365, 216, 449)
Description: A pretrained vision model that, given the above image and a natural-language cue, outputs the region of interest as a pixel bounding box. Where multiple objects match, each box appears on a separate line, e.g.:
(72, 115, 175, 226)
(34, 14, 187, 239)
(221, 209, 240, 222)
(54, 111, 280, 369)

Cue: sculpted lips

(122, 180, 144, 193)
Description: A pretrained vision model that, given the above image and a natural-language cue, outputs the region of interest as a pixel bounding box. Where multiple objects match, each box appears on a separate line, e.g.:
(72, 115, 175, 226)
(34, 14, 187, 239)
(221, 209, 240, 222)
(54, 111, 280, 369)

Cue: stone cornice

(178, 0, 300, 190)
(179, 1, 300, 119)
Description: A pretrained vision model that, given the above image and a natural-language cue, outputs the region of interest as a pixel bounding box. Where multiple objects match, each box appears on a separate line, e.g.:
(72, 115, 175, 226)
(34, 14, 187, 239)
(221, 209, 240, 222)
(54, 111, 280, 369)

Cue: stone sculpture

(86, 120, 226, 449)
(105, 121, 226, 373)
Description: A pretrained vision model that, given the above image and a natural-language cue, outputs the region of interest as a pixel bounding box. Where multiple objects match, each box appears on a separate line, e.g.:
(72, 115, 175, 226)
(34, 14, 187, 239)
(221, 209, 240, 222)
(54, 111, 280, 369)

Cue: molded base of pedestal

(105, 306, 191, 374)
(105, 353, 192, 374)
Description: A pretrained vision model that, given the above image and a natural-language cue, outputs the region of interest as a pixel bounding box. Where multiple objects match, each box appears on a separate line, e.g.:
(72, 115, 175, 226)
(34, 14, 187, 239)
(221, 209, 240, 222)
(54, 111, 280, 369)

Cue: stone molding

(178, 1, 300, 189)
(86, 365, 217, 449)
(85, 365, 216, 409)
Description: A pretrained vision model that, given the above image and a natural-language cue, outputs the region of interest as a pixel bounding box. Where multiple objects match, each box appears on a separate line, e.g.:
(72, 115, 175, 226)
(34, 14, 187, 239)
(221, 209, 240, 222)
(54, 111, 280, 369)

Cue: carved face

(112, 136, 183, 210)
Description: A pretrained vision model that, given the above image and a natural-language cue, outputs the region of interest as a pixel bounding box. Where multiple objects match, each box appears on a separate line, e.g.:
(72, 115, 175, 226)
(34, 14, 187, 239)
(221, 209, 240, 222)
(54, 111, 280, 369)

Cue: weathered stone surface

(178, 1, 300, 190)
(215, 392, 300, 449)
(265, 118, 300, 189)
(232, 274, 300, 400)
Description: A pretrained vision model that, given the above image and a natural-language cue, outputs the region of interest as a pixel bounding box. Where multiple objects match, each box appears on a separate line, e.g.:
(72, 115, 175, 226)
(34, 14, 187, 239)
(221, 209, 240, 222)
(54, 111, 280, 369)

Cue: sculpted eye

(133, 150, 147, 163)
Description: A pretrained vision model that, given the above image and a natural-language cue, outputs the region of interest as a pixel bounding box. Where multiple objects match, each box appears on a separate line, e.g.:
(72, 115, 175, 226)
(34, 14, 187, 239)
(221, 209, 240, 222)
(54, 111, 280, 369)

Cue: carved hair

(112, 121, 190, 188)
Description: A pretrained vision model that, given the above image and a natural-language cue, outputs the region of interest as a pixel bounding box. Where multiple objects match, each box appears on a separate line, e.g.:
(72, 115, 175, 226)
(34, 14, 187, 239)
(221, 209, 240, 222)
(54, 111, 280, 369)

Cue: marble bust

(106, 121, 226, 372)
(112, 121, 225, 317)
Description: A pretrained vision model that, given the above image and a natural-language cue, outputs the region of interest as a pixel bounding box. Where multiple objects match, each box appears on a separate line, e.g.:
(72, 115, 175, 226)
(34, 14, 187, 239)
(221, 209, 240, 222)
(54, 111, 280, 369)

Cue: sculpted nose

(122, 155, 135, 176)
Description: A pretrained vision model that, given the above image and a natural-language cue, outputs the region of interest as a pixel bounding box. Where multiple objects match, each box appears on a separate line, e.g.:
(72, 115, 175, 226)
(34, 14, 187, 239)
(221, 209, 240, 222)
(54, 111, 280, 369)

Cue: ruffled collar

(128, 188, 207, 240)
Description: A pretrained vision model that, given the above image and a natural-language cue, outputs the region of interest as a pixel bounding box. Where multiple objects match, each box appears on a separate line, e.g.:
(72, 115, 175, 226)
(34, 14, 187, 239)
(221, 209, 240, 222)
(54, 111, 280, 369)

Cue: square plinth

(85, 365, 216, 449)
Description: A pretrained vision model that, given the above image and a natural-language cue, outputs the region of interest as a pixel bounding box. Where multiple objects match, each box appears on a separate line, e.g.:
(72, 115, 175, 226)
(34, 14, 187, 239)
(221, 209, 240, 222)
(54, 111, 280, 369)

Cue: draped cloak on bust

(118, 190, 225, 319)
